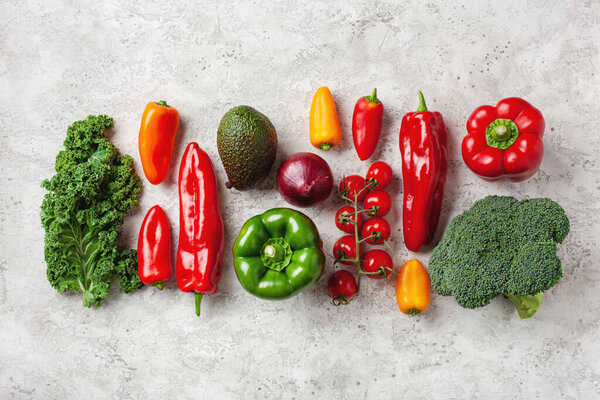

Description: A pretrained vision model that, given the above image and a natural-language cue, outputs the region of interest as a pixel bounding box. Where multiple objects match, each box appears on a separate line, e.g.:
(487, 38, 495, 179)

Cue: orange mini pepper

(138, 100, 179, 185)
(309, 86, 342, 151)
(396, 259, 431, 315)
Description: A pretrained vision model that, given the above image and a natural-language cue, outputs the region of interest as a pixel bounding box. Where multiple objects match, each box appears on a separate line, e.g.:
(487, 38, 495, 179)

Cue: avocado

(217, 106, 277, 190)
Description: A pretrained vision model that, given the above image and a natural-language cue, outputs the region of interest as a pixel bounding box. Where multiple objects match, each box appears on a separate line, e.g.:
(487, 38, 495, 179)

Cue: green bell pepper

(233, 208, 325, 300)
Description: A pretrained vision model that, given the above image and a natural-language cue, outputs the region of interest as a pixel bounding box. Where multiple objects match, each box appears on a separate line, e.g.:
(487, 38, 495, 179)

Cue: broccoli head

(428, 195, 569, 319)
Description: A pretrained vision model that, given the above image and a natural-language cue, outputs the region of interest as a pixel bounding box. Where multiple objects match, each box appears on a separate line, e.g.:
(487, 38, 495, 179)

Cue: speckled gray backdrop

(1, 0, 599, 398)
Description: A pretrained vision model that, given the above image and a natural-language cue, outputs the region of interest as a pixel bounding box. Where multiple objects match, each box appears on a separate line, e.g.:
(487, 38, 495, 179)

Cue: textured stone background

(1, 0, 599, 398)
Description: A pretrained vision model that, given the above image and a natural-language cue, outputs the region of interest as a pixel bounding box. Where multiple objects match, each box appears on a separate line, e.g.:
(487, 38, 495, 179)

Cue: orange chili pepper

(309, 86, 341, 151)
(138, 100, 179, 185)
(396, 259, 431, 315)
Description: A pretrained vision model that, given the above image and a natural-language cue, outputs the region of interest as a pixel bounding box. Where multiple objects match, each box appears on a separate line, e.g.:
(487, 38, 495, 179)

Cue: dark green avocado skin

(217, 106, 277, 190)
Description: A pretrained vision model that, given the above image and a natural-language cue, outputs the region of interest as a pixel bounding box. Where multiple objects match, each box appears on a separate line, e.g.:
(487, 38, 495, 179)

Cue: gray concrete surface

(1, 0, 599, 398)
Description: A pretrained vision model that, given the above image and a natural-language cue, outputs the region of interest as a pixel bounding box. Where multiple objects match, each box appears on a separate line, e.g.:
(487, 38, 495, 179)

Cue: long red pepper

(177, 142, 225, 316)
(399, 92, 448, 252)
(137, 205, 172, 289)
(352, 88, 384, 161)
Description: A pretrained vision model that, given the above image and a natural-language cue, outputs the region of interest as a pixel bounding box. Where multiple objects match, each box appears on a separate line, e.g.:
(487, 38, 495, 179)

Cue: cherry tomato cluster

(328, 161, 395, 305)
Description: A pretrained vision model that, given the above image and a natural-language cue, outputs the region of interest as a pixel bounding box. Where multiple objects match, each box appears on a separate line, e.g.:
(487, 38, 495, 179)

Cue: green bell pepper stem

(416, 91, 428, 112)
(194, 293, 203, 317)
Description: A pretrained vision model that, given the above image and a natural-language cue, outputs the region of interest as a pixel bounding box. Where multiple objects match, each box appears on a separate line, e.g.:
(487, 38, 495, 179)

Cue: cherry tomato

(333, 235, 363, 265)
(363, 190, 391, 217)
(366, 161, 393, 190)
(339, 175, 368, 202)
(360, 217, 391, 245)
(327, 270, 358, 305)
(362, 249, 394, 279)
(335, 206, 364, 234)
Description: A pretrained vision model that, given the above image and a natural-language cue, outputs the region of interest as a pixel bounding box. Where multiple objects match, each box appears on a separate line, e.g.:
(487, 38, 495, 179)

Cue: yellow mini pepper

(396, 259, 431, 315)
(309, 86, 341, 151)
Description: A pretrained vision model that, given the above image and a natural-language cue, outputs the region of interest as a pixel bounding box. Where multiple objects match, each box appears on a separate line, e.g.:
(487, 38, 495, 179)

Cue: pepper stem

(416, 91, 428, 112)
(365, 88, 380, 104)
(152, 282, 164, 290)
(260, 238, 292, 271)
(156, 100, 169, 107)
(485, 119, 520, 150)
(194, 293, 203, 317)
(491, 125, 510, 141)
(319, 143, 333, 151)
(263, 244, 284, 262)
(405, 307, 422, 315)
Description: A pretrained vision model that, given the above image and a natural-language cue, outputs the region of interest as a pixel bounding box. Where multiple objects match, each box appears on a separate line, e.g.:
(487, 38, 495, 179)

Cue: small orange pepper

(396, 259, 431, 315)
(309, 86, 342, 151)
(138, 101, 179, 185)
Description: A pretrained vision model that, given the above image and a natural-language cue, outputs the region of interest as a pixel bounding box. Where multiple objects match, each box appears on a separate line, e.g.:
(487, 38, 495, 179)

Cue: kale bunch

(41, 115, 143, 307)
(429, 196, 570, 318)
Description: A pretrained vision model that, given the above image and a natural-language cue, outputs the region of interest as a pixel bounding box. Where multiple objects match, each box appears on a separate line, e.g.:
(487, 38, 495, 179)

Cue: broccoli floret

(429, 196, 570, 319)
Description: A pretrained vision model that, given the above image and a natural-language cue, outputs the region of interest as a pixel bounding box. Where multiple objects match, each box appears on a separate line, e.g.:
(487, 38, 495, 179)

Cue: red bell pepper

(177, 142, 225, 316)
(137, 205, 172, 289)
(352, 88, 384, 161)
(399, 92, 448, 252)
(462, 97, 544, 182)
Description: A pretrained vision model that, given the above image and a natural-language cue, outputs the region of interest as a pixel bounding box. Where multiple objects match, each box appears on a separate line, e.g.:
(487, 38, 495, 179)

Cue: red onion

(277, 152, 333, 207)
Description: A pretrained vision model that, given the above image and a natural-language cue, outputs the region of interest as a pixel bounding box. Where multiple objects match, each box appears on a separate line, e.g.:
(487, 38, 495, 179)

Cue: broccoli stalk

(41, 115, 143, 307)
(504, 293, 543, 319)
(429, 196, 570, 319)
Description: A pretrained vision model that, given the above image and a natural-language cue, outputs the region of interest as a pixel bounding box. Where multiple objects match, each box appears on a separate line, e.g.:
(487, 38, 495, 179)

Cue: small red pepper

(352, 88, 384, 161)
(462, 97, 544, 182)
(137, 205, 173, 289)
(399, 92, 448, 252)
(176, 143, 225, 316)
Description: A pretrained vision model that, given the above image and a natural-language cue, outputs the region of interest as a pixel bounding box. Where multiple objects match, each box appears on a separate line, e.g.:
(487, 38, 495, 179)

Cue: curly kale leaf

(41, 115, 143, 307)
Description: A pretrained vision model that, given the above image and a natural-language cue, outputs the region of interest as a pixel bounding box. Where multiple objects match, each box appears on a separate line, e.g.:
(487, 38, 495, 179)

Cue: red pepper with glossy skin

(177, 142, 225, 316)
(462, 97, 544, 182)
(352, 89, 384, 161)
(399, 92, 448, 252)
(137, 205, 172, 289)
